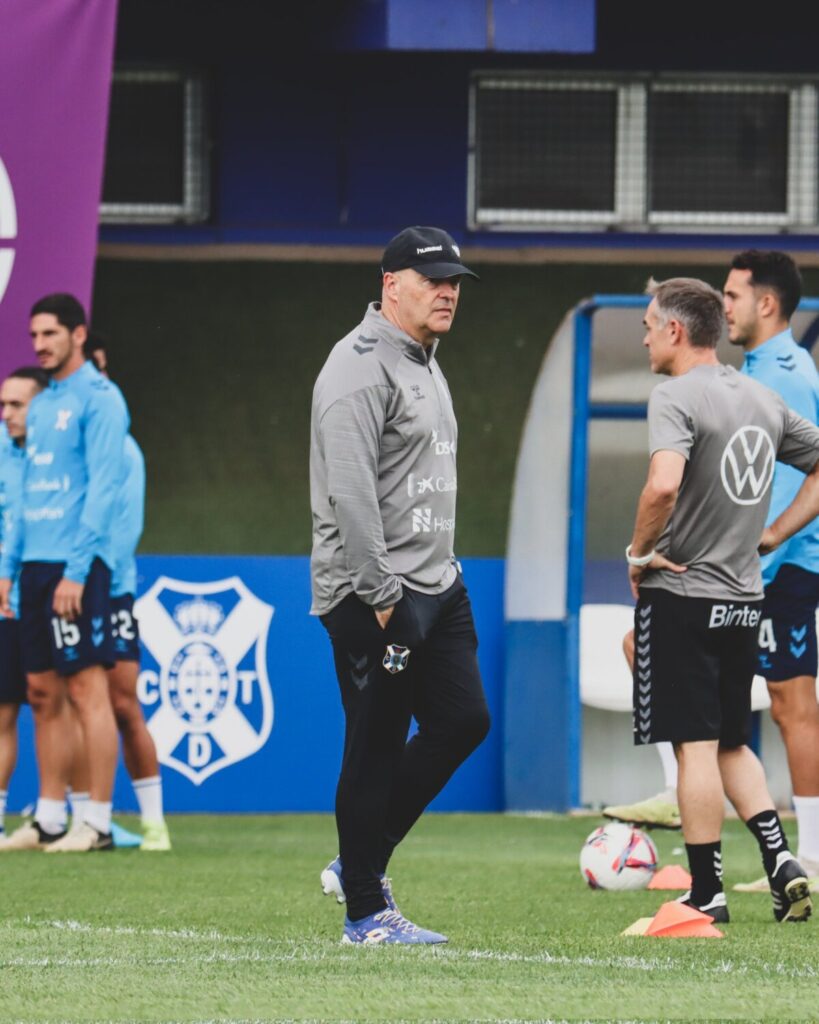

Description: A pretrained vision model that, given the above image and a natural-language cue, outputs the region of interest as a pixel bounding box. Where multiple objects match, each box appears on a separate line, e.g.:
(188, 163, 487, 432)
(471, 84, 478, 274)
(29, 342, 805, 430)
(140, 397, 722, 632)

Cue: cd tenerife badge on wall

(135, 576, 274, 786)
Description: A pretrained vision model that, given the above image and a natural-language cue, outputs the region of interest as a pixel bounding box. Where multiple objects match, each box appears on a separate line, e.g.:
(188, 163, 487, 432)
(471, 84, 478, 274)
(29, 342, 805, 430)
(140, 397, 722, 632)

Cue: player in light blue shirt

(724, 250, 819, 887)
(83, 334, 170, 851)
(0, 368, 48, 840)
(110, 434, 144, 603)
(0, 294, 128, 852)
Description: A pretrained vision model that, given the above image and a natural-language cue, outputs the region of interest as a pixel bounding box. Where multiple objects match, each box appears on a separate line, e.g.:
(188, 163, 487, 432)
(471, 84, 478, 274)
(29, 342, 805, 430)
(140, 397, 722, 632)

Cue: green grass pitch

(1, 812, 817, 1022)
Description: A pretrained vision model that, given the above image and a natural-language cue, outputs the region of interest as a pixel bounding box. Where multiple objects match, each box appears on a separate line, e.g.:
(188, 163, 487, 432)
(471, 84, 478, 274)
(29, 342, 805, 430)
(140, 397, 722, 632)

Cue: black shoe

(769, 852, 812, 923)
(677, 890, 730, 924)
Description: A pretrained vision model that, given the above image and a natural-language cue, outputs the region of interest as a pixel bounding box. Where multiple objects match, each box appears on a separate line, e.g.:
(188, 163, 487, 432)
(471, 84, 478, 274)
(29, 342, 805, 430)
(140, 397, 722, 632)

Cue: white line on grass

(2, 951, 325, 968)
(3, 918, 818, 980)
(42, 917, 252, 944)
(455, 947, 819, 978)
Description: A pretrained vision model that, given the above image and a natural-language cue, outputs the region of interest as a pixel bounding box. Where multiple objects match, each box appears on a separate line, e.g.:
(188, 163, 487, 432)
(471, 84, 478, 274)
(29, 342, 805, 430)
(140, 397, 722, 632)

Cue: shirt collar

(744, 328, 795, 367)
(49, 359, 95, 392)
(364, 302, 439, 365)
(0, 425, 24, 459)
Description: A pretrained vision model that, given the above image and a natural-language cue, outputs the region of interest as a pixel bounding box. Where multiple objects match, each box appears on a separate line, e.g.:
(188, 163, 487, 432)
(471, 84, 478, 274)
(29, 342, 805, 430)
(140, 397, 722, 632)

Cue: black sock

(685, 841, 723, 904)
(745, 809, 788, 876)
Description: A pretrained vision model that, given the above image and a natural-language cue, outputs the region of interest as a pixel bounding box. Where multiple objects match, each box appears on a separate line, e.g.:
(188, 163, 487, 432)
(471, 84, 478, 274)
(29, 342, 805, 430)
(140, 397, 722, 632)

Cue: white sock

(35, 797, 68, 835)
(133, 776, 165, 825)
(68, 790, 90, 827)
(792, 795, 819, 866)
(656, 742, 678, 794)
(84, 800, 112, 835)
(0, 788, 7, 832)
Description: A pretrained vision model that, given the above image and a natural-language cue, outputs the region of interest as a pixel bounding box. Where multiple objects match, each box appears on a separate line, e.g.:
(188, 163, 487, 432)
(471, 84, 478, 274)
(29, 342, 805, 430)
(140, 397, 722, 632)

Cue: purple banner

(0, 0, 117, 380)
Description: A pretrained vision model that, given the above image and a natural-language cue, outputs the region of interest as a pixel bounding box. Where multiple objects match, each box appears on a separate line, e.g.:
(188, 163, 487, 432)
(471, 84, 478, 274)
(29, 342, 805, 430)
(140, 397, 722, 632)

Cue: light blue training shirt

(0, 360, 129, 584)
(110, 434, 145, 598)
(0, 425, 25, 617)
(741, 328, 819, 585)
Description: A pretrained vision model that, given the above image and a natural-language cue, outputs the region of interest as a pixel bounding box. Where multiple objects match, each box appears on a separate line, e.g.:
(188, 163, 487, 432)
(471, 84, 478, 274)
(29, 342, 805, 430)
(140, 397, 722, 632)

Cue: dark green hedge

(92, 259, 819, 556)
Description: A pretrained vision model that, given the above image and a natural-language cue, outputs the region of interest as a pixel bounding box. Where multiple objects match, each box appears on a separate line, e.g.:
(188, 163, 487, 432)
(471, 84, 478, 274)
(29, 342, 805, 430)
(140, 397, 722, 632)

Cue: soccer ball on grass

(579, 822, 658, 891)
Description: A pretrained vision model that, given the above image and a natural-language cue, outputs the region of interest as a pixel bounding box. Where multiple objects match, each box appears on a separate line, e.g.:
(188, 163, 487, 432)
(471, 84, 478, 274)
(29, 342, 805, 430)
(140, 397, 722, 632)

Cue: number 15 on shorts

(51, 616, 80, 649)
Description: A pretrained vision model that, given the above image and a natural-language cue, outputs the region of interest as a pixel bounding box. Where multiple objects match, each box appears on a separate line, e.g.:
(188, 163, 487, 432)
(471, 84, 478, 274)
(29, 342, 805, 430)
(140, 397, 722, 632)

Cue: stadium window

(469, 76, 645, 229)
(648, 81, 805, 228)
(469, 73, 819, 232)
(100, 69, 209, 225)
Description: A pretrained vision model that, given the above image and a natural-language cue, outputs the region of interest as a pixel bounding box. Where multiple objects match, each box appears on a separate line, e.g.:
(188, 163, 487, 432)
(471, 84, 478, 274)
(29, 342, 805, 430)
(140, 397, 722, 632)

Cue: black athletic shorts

(0, 617, 26, 703)
(19, 559, 115, 675)
(111, 593, 141, 662)
(757, 563, 819, 683)
(633, 588, 762, 748)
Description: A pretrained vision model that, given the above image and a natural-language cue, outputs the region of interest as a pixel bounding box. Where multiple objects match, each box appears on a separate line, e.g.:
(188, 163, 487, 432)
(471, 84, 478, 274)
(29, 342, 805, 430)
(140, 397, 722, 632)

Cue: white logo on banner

(0, 156, 17, 305)
(135, 576, 274, 785)
(720, 426, 775, 506)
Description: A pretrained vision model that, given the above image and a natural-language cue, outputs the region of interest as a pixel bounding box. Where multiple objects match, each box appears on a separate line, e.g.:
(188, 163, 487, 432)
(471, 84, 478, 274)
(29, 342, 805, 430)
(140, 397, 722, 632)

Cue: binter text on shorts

(708, 603, 762, 629)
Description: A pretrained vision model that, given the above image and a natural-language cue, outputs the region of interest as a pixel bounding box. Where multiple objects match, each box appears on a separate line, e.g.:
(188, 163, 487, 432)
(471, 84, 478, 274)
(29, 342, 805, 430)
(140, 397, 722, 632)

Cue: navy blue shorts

(758, 564, 819, 683)
(0, 617, 26, 703)
(111, 593, 141, 662)
(19, 559, 116, 675)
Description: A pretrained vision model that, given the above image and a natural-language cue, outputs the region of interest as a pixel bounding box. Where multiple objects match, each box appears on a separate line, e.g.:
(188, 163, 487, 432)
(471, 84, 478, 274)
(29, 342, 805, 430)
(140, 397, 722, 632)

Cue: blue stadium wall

(105, 0, 595, 249)
(103, 0, 819, 255)
(6, 556, 505, 815)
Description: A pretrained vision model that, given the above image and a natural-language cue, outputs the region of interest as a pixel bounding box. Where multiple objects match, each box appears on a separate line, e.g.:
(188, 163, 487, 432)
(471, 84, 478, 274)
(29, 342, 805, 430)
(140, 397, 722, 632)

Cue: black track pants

(320, 574, 490, 922)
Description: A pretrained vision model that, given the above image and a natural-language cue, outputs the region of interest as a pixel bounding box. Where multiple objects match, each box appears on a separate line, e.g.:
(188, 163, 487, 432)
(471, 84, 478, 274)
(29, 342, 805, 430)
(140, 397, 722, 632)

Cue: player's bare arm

(0, 577, 13, 618)
(53, 577, 84, 621)
(628, 449, 688, 599)
(760, 458, 819, 555)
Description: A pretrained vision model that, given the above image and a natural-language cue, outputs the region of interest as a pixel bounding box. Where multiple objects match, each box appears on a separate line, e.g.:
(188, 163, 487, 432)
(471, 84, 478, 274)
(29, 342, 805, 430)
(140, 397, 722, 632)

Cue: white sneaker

(733, 856, 819, 894)
(798, 855, 819, 893)
(44, 821, 114, 853)
(732, 874, 770, 893)
(0, 821, 66, 851)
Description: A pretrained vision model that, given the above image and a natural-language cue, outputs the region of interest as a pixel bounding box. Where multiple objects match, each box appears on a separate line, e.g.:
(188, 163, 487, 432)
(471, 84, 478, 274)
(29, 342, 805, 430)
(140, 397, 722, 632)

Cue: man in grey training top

(310, 226, 490, 945)
(627, 276, 819, 924)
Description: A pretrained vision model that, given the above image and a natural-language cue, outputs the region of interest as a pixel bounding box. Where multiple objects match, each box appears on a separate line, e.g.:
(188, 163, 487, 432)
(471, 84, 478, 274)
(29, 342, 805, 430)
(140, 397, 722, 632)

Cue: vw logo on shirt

(720, 426, 775, 506)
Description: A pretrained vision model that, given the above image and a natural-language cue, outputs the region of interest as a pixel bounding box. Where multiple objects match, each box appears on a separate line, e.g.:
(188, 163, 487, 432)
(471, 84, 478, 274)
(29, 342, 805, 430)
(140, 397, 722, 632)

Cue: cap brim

(415, 261, 480, 281)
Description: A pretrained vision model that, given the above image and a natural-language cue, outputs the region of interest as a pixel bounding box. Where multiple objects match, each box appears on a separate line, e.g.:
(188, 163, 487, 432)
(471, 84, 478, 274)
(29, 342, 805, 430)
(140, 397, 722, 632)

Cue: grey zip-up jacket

(310, 302, 459, 615)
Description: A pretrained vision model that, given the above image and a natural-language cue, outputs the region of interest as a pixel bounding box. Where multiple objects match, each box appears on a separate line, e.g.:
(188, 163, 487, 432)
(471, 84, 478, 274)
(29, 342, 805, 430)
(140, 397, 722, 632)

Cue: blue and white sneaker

(320, 856, 398, 911)
(342, 909, 447, 945)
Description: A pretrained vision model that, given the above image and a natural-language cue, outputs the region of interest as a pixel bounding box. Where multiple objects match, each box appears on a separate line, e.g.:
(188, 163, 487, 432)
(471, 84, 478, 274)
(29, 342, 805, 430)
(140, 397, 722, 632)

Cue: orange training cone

(645, 900, 724, 938)
(648, 864, 693, 890)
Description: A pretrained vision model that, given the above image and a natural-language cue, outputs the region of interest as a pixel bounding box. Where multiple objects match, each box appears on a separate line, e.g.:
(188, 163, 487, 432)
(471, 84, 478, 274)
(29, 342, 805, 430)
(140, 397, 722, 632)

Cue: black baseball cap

(381, 226, 479, 280)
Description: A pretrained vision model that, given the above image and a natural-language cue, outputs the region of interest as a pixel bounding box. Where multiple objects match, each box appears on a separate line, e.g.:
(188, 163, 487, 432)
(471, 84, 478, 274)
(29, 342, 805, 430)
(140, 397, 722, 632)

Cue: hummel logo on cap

(381, 226, 478, 280)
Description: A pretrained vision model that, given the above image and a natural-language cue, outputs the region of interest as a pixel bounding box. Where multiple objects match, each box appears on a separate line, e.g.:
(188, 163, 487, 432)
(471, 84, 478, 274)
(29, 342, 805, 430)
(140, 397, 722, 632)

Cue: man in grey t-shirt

(310, 226, 490, 945)
(627, 276, 819, 925)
